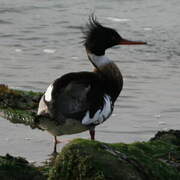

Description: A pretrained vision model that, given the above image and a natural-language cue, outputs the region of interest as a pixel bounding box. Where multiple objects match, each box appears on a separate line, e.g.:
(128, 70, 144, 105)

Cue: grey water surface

(0, 0, 180, 163)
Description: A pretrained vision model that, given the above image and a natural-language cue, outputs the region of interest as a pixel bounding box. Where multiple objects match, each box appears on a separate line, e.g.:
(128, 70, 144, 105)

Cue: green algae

(1, 132, 180, 180)
(1, 85, 180, 179)
(0, 154, 46, 180)
(0, 84, 43, 128)
(112, 141, 180, 180)
(1, 108, 35, 125)
(48, 138, 180, 180)
(0, 84, 42, 111)
(49, 139, 144, 180)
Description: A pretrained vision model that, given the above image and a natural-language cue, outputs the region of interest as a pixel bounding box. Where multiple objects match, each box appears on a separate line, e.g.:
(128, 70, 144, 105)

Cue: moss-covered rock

(49, 139, 144, 180)
(1, 131, 180, 180)
(0, 84, 42, 110)
(0, 154, 46, 180)
(1, 85, 180, 179)
(49, 137, 180, 180)
(0, 84, 44, 128)
(151, 129, 180, 146)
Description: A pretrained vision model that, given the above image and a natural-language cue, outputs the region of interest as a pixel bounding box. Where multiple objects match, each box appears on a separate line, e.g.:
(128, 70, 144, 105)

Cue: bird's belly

(38, 118, 88, 136)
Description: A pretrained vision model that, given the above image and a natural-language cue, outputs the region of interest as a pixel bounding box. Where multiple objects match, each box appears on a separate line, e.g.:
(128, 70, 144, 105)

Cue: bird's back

(37, 71, 111, 135)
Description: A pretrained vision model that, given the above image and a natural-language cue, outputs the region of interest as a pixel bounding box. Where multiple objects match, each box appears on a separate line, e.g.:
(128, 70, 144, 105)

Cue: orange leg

(53, 136, 71, 154)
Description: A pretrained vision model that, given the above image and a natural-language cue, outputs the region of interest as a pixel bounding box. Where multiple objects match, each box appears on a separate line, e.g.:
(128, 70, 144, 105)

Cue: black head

(83, 16, 146, 56)
(83, 17, 122, 56)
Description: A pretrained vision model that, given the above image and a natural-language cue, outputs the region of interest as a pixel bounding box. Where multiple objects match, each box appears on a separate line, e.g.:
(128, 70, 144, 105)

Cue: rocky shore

(0, 85, 180, 179)
(0, 130, 180, 180)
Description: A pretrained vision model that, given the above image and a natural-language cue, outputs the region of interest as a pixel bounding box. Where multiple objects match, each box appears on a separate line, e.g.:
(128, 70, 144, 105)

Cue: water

(0, 0, 180, 163)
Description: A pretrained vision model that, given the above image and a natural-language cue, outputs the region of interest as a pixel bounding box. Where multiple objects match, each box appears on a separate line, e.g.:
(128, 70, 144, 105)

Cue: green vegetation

(0, 84, 42, 127)
(2, 132, 180, 180)
(0, 85, 180, 179)
(49, 136, 180, 180)
(0, 84, 42, 110)
(0, 154, 46, 180)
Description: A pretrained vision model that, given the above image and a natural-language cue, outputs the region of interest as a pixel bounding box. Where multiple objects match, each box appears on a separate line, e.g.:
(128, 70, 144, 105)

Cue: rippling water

(0, 0, 180, 162)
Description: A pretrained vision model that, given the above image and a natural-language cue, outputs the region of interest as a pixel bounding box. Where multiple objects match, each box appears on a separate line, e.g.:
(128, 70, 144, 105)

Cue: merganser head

(84, 16, 146, 56)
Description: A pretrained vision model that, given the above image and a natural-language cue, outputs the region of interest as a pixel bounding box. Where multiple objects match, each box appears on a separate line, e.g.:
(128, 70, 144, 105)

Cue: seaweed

(1, 85, 180, 179)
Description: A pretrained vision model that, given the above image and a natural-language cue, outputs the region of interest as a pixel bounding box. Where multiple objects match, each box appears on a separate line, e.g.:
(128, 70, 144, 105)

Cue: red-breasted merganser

(37, 16, 146, 154)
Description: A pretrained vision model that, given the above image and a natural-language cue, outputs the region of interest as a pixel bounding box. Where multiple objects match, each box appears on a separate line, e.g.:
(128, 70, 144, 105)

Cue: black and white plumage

(37, 16, 146, 154)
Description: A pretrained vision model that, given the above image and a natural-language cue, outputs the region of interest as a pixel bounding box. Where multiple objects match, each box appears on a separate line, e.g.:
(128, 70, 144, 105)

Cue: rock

(150, 129, 180, 146)
(150, 130, 180, 171)
(1, 85, 180, 179)
(0, 154, 46, 180)
(0, 132, 180, 180)
(0, 84, 42, 127)
(49, 138, 180, 180)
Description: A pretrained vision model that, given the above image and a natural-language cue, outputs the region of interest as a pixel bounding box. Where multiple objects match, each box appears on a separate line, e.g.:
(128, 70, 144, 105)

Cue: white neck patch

(88, 53, 111, 68)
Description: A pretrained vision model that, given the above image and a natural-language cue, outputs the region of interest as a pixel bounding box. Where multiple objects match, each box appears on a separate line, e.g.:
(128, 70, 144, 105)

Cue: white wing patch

(44, 84, 53, 102)
(37, 83, 53, 115)
(82, 95, 112, 125)
(37, 95, 48, 115)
